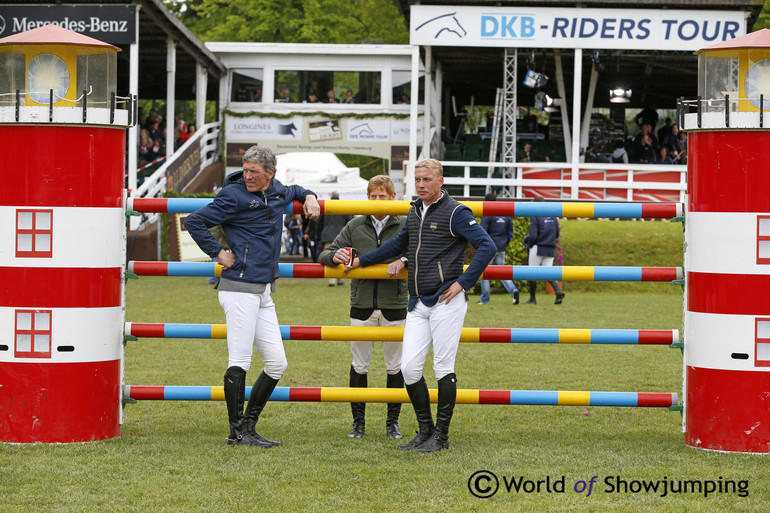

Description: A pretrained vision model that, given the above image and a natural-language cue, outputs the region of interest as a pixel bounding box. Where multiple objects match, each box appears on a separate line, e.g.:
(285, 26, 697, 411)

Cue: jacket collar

(411, 189, 448, 213)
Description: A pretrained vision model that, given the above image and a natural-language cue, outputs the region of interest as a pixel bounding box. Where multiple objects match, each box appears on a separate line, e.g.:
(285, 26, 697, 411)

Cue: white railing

(130, 121, 221, 231)
(441, 161, 687, 203)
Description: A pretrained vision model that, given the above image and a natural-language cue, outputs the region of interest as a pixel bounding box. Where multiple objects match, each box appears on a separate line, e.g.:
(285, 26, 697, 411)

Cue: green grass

(3, 220, 766, 512)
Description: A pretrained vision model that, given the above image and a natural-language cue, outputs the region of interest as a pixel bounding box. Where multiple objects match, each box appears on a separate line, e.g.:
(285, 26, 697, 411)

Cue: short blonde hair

(414, 158, 443, 176)
(367, 175, 395, 195)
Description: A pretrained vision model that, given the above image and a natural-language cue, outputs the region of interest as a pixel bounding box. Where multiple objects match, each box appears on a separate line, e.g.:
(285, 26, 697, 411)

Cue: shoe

(414, 433, 449, 453)
(475, 301, 488, 305)
(523, 298, 536, 304)
(398, 430, 434, 450)
(386, 419, 403, 439)
(512, 291, 519, 305)
(348, 420, 365, 438)
(337, 279, 344, 286)
(555, 291, 565, 305)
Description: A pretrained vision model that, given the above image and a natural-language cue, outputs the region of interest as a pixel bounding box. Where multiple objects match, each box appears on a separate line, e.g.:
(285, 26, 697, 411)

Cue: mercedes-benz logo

(0, 15, 7, 35)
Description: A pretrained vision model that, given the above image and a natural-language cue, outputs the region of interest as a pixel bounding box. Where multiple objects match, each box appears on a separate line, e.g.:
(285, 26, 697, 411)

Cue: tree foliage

(168, 0, 409, 44)
(754, 0, 770, 31)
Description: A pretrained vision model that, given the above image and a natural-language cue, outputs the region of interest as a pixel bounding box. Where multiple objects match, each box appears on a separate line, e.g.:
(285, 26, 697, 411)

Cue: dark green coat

(318, 215, 408, 310)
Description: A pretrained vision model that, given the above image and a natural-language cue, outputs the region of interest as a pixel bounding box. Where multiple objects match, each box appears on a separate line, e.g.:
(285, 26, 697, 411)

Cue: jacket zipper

(240, 246, 249, 278)
(263, 191, 278, 280)
(414, 207, 427, 297)
(372, 221, 383, 310)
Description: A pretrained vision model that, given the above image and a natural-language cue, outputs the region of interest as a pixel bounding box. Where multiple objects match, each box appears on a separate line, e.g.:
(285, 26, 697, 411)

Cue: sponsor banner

(308, 119, 341, 142)
(410, 6, 745, 51)
(347, 119, 390, 142)
(175, 214, 210, 262)
(391, 120, 424, 143)
(165, 141, 201, 192)
(225, 116, 303, 141)
(0, 5, 137, 44)
(225, 114, 422, 163)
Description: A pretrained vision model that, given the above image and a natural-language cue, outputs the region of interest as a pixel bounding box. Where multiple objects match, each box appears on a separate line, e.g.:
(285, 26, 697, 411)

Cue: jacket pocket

(437, 261, 444, 283)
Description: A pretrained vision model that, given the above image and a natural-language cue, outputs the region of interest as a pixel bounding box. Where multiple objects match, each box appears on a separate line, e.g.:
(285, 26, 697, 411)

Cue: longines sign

(0, 5, 137, 45)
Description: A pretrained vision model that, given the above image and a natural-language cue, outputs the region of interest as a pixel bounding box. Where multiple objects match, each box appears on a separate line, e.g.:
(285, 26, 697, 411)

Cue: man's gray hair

(242, 145, 277, 173)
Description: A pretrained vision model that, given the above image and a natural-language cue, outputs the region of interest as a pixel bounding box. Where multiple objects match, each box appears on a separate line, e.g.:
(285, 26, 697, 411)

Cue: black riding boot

(348, 365, 367, 438)
(549, 280, 565, 304)
(416, 373, 456, 453)
(523, 280, 537, 304)
(386, 371, 404, 439)
(243, 371, 281, 448)
(224, 366, 247, 445)
(398, 377, 435, 450)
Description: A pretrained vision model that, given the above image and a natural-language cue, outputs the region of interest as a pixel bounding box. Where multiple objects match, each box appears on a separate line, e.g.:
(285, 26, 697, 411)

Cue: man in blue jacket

(523, 197, 565, 305)
(477, 192, 519, 305)
(184, 145, 320, 448)
(346, 158, 496, 453)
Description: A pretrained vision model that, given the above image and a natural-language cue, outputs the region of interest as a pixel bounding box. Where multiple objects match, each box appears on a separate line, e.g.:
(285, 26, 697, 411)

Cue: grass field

(3, 220, 767, 512)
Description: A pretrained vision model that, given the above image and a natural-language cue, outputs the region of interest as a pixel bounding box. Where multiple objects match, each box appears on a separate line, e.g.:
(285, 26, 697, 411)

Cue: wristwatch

(400, 256, 408, 265)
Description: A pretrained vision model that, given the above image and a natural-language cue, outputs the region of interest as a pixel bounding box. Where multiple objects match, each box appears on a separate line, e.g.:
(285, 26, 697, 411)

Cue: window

(230, 69, 263, 103)
(274, 70, 381, 104)
(756, 318, 770, 367)
(757, 216, 770, 265)
(392, 70, 424, 105)
(15, 310, 52, 358)
(16, 209, 53, 258)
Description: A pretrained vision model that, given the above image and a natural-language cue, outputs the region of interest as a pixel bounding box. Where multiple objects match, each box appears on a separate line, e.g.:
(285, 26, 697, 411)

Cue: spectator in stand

(343, 90, 356, 104)
(637, 134, 657, 164)
(675, 130, 688, 163)
(634, 102, 659, 131)
(307, 92, 322, 103)
(138, 129, 152, 166)
(326, 89, 339, 103)
(610, 140, 629, 164)
(278, 89, 292, 103)
(633, 123, 659, 163)
(149, 118, 163, 143)
(661, 124, 681, 160)
(173, 113, 186, 147)
(657, 117, 673, 144)
(149, 138, 165, 162)
(659, 146, 674, 165)
(517, 142, 550, 162)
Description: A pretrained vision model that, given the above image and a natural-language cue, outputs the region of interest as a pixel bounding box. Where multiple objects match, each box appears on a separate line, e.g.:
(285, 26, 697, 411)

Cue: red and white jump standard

(0, 25, 132, 443)
(683, 29, 770, 453)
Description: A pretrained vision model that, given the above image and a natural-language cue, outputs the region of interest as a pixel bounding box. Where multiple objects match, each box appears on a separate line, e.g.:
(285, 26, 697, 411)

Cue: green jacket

(318, 215, 408, 310)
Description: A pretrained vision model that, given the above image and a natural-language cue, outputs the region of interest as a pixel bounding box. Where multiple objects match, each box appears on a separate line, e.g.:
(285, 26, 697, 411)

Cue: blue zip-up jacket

(480, 215, 513, 252)
(527, 216, 560, 258)
(183, 172, 316, 284)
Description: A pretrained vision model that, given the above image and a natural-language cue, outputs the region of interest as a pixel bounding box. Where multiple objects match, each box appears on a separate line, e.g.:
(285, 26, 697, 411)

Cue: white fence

(129, 121, 221, 231)
(440, 161, 687, 202)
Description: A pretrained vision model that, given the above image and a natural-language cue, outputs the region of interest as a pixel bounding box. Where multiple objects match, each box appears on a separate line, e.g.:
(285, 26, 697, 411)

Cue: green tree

(753, 0, 770, 30)
(170, 0, 408, 44)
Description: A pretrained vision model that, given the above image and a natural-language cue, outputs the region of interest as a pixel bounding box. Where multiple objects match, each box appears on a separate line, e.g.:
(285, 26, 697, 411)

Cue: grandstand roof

(391, 0, 765, 108)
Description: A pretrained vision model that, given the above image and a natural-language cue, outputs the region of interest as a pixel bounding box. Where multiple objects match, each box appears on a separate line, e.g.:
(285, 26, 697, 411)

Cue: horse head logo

(416, 12, 467, 39)
(350, 123, 374, 137)
(278, 122, 297, 138)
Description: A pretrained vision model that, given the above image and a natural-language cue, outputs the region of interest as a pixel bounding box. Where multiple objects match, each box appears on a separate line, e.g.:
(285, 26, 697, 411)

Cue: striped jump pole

(125, 322, 680, 345)
(127, 261, 683, 282)
(124, 386, 678, 408)
(126, 197, 683, 220)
